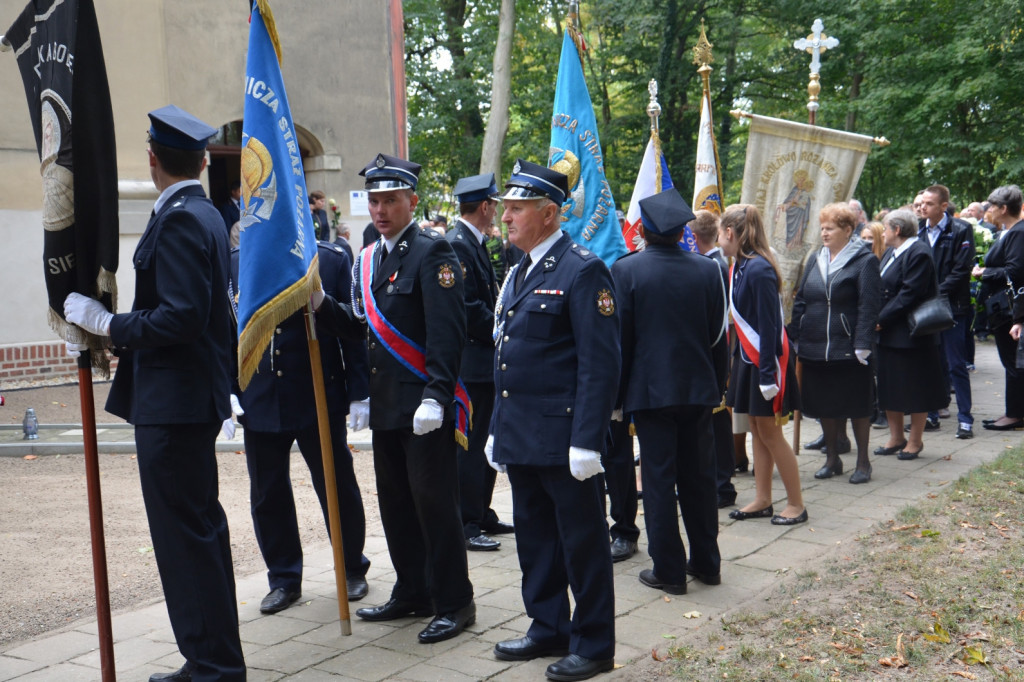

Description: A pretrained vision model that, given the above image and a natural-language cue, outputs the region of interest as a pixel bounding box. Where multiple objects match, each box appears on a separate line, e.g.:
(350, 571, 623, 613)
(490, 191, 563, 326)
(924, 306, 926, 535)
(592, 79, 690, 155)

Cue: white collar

(524, 229, 563, 276)
(458, 218, 485, 244)
(383, 222, 417, 253)
(927, 214, 948, 231)
(154, 179, 201, 214)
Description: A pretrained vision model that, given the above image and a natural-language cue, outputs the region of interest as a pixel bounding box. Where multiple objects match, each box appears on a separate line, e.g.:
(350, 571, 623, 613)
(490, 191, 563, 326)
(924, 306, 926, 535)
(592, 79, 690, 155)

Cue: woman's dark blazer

(876, 239, 940, 349)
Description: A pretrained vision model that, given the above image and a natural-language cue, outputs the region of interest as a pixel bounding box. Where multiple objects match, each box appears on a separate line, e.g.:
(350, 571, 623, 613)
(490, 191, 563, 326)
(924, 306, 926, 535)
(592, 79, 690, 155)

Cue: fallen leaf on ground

(893, 524, 920, 532)
(923, 622, 951, 643)
(651, 648, 668, 662)
(879, 633, 908, 668)
(662, 634, 676, 639)
(962, 646, 988, 665)
(904, 591, 919, 601)
(23, 455, 37, 460)
(942, 454, 953, 461)
(951, 672, 977, 680)
(799, 656, 814, 662)
(921, 529, 941, 538)
(663, 596, 671, 602)
(682, 611, 701, 619)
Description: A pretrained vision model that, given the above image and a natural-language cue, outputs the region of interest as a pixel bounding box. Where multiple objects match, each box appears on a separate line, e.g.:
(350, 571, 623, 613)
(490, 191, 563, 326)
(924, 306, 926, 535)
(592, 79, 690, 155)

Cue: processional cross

(793, 18, 839, 125)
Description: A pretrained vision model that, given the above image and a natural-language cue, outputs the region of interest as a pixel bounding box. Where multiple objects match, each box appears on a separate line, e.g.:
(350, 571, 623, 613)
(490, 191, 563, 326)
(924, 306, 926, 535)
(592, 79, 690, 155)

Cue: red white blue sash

(729, 263, 790, 416)
(358, 243, 472, 446)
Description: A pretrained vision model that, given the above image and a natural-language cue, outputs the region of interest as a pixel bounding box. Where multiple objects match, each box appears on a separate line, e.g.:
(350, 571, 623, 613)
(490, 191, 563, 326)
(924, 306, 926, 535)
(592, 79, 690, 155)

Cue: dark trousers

(507, 464, 615, 660)
(941, 314, 973, 425)
(244, 414, 370, 592)
(633, 406, 721, 584)
(136, 423, 245, 682)
(712, 407, 737, 504)
(372, 420, 473, 614)
(601, 419, 639, 543)
(993, 322, 1024, 418)
(458, 382, 499, 537)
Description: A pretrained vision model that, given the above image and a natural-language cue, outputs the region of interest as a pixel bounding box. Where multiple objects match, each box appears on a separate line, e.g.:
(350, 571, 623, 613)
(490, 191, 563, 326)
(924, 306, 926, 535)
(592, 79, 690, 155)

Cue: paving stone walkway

(1, 343, 1020, 680)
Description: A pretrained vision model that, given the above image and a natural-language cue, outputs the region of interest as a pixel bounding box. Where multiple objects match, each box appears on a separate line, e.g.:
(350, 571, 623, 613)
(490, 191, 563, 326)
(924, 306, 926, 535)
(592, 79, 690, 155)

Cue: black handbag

(907, 295, 955, 337)
(984, 278, 1014, 329)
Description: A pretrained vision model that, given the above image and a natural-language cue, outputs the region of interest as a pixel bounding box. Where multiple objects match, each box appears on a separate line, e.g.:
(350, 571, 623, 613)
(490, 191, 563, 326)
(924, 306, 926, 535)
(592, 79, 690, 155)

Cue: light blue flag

(549, 29, 627, 266)
(236, 0, 319, 390)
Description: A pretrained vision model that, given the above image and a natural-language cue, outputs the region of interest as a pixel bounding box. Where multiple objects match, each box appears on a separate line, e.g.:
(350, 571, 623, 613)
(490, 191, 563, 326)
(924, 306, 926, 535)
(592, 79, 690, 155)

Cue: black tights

(820, 417, 870, 473)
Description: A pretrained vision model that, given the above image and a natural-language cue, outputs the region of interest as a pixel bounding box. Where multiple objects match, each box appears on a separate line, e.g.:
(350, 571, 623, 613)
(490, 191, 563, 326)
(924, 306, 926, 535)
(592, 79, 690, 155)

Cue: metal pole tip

(0, 35, 12, 52)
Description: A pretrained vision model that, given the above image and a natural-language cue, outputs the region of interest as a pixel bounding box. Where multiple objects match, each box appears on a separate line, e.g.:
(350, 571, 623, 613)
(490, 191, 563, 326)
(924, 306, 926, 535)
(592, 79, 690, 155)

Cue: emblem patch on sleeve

(597, 289, 615, 316)
(438, 263, 456, 288)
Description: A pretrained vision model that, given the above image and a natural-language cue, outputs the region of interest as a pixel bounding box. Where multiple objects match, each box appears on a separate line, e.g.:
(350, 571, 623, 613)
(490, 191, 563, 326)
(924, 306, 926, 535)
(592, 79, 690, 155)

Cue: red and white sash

(729, 263, 790, 416)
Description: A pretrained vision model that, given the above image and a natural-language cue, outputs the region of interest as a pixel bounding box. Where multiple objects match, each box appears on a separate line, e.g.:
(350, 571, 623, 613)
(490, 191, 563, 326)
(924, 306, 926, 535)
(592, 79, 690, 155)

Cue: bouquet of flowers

(328, 197, 342, 228)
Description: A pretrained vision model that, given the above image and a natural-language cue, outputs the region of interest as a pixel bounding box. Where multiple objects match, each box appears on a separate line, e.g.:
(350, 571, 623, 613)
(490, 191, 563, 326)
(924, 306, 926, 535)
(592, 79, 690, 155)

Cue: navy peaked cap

(639, 188, 696, 237)
(148, 104, 217, 151)
(359, 153, 421, 192)
(501, 159, 569, 205)
(453, 173, 499, 203)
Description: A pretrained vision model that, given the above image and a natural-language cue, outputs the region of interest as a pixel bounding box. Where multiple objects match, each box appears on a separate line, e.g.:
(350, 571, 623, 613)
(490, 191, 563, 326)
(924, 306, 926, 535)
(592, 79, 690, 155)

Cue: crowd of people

(60, 103, 1023, 682)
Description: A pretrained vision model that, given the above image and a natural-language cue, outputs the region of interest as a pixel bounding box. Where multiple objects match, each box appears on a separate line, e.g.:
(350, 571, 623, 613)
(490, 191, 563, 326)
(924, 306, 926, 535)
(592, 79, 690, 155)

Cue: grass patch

(658, 446, 1024, 680)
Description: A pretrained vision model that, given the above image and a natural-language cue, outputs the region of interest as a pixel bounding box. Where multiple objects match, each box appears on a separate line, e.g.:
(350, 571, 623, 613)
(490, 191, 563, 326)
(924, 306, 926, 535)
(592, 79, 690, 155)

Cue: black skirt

(799, 359, 873, 419)
(727, 345, 800, 417)
(876, 344, 949, 414)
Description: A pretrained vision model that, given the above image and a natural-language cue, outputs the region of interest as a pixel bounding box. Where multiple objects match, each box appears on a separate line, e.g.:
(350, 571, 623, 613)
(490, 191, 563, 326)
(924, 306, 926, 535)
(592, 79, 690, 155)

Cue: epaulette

(616, 249, 641, 260)
(230, 246, 240, 255)
(318, 240, 345, 254)
(419, 228, 442, 240)
(568, 242, 599, 261)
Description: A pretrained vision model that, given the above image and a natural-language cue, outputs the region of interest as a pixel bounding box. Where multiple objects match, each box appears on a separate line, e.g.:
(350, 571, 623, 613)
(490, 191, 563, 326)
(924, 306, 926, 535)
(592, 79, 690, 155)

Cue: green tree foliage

(404, 0, 1024, 219)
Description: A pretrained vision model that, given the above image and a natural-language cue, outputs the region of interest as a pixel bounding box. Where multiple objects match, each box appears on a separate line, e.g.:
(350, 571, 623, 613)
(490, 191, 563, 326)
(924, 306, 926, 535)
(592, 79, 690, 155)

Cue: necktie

(515, 255, 532, 294)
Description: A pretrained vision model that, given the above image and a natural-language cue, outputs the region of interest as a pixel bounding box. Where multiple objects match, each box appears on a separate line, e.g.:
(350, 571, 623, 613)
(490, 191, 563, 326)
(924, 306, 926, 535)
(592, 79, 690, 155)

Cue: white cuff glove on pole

(229, 394, 245, 416)
(484, 434, 506, 473)
(65, 341, 89, 355)
(759, 383, 779, 401)
(311, 284, 326, 311)
(610, 408, 623, 422)
(854, 348, 871, 365)
(64, 293, 114, 336)
(348, 399, 370, 432)
(568, 446, 604, 481)
(412, 398, 443, 435)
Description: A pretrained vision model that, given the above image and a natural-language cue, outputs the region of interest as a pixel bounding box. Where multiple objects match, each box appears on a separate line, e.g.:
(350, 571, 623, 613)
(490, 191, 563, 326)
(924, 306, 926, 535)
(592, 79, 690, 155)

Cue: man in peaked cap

(446, 173, 514, 552)
(350, 153, 476, 644)
(65, 104, 244, 681)
(487, 159, 620, 681)
(610, 188, 728, 598)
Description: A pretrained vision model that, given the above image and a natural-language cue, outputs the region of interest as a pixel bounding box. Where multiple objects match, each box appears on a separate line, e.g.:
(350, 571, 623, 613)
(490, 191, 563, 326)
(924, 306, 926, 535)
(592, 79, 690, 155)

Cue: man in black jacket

(919, 184, 976, 439)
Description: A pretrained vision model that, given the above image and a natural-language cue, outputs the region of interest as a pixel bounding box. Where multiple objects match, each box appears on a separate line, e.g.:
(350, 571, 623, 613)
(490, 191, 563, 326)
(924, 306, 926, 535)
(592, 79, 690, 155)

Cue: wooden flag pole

(304, 304, 352, 635)
(77, 352, 116, 681)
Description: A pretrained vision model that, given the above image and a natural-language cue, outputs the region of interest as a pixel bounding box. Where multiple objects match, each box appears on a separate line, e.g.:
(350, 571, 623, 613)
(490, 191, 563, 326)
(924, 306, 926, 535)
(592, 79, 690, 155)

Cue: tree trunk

(480, 0, 515, 177)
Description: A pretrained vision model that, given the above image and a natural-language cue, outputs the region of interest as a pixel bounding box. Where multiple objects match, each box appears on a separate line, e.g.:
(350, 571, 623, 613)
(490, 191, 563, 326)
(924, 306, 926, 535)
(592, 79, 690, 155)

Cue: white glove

(484, 434, 506, 473)
(65, 341, 89, 355)
(64, 293, 114, 336)
(311, 284, 326, 311)
(759, 383, 779, 401)
(610, 408, 623, 422)
(348, 399, 370, 431)
(220, 417, 236, 440)
(854, 349, 871, 365)
(229, 394, 245, 416)
(568, 446, 605, 481)
(412, 398, 443, 435)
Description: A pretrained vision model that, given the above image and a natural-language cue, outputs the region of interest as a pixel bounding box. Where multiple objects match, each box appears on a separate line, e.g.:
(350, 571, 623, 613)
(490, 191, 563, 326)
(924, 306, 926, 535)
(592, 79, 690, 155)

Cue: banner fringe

(255, 0, 283, 66)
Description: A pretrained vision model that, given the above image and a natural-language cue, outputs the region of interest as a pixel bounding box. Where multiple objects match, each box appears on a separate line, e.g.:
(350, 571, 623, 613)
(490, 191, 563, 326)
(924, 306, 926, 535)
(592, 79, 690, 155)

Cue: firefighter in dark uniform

(229, 240, 371, 615)
(350, 153, 476, 644)
(487, 160, 620, 682)
(446, 172, 514, 551)
(611, 189, 728, 596)
(64, 105, 244, 681)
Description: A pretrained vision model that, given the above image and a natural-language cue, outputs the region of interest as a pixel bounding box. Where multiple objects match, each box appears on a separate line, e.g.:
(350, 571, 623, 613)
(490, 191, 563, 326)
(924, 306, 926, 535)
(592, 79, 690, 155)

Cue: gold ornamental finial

(692, 19, 713, 69)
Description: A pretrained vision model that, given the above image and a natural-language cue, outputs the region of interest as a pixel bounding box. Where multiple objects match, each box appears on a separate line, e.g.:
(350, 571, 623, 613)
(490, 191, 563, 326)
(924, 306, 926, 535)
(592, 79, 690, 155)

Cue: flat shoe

(259, 587, 301, 614)
(494, 635, 569, 661)
(356, 597, 432, 621)
(849, 467, 872, 484)
(814, 461, 843, 479)
(638, 568, 687, 595)
(545, 653, 615, 682)
(770, 509, 808, 526)
(466, 534, 501, 551)
(897, 447, 922, 460)
(150, 665, 193, 682)
(873, 440, 907, 456)
(728, 505, 773, 520)
(418, 602, 476, 643)
(347, 575, 369, 601)
(983, 419, 1024, 431)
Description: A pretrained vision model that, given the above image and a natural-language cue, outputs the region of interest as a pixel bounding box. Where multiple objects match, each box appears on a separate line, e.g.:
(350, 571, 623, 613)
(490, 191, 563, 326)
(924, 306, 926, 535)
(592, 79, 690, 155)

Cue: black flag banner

(5, 0, 118, 374)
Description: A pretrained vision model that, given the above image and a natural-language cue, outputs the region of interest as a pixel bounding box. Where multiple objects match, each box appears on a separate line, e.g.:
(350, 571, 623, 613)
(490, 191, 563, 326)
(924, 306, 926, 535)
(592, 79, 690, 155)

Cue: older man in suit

(65, 105, 244, 682)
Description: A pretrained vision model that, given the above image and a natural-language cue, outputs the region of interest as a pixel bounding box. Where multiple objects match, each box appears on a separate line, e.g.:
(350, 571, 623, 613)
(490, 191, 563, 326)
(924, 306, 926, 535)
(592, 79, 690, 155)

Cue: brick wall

(0, 342, 118, 383)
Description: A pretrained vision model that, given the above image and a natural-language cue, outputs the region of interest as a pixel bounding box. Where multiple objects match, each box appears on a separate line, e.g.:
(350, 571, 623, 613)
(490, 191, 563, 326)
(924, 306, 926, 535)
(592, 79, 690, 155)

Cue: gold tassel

(256, 0, 283, 66)
(454, 430, 469, 450)
(775, 411, 791, 427)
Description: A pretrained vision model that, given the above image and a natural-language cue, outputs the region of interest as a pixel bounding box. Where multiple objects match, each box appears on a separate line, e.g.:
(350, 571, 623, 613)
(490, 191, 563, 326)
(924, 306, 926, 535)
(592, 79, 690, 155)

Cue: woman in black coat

(790, 203, 880, 483)
(979, 185, 1024, 430)
(874, 209, 949, 460)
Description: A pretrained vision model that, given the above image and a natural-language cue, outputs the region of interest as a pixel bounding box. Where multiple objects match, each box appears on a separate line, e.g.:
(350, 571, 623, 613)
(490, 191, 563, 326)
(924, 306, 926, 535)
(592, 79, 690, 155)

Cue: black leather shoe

(356, 597, 432, 621)
(771, 508, 809, 526)
(482, 520, 515, 535)
(259, 587, 301, 614)
(897, 447, 922, 460)
(814, 460, 843, 479)
(849, 466, 872, 484)
(467, 534, 501, 551)
(150, 664, 192, 682)
(734, 460, 749, 473)
(717, 497, 736, 509)
(347, 575, 368, 601)
(494, 635, 570, 661)
(956, 425, 974, 439)
(638, 568, 687, 594)
(545, 653, 615, 681)
(685, 563, 721, 585)
(803, 433, 826, 450)
(983, 419, 1024, 430)
(609, 537, 638, 563)
(728, 505, 773, 520)
(418, 602, 475, 643)
(873, 440, 907, 456)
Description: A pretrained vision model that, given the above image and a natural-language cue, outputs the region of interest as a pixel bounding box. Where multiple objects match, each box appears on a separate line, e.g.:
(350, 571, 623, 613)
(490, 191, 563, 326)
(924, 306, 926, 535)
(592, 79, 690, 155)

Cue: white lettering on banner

(244, 77, 280, 114)
(290, 183, 306, 258)
(34, 42, 74, 77)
